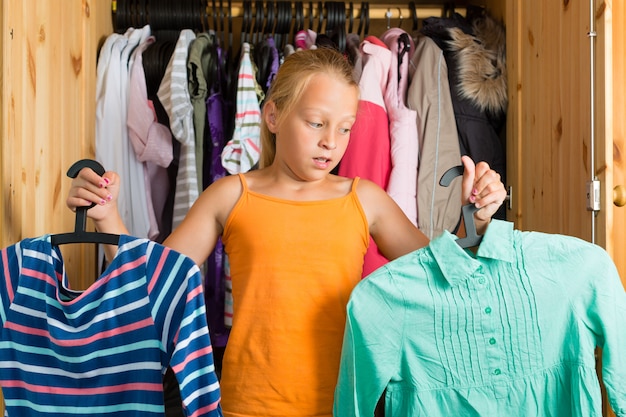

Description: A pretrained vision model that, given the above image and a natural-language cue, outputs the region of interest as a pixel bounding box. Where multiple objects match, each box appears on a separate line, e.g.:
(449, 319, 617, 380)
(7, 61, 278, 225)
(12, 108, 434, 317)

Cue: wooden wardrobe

(0, 1, 624, 416)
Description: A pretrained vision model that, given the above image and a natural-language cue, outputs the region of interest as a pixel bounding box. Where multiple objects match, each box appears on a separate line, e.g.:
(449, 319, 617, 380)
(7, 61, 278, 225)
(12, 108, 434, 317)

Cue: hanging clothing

(334, 220, 626, 416)
(96, 27, 152, 240)
(188, 32, 217, 190)
(127, 34, 174, 241)
(421, 11, 507, 220)
(204, 45, 231, 349)
(219, 174, 368, 417)
(253, 36, 280, 95)
(158, 29, 199, 230)
(219, 42, 264, 333)
(141, 38, 178, 243)
(407, 34, 463, 239)
(338, 35, 392, 277)
(221, 42, 263, 175)
(380, 28, 419, 227)
(0, 236, 223, 417)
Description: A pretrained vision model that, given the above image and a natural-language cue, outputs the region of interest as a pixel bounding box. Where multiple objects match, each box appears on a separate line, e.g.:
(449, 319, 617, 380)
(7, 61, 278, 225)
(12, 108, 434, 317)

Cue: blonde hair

(259, 47, 358, 168)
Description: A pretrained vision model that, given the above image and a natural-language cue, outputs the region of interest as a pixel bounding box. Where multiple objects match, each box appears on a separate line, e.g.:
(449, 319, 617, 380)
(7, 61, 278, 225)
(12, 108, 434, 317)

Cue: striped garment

(0, 235, 222, 417)
(157, 29, 199, 230)
(220, 42, 263, 175)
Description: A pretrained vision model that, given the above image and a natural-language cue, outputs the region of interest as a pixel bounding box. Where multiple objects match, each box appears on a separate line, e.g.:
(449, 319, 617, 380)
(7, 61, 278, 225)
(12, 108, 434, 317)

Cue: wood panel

(612, 0, 626, 289)
(1, 0, 112, 287)
(599, 0, 626, 290)
(513, 0, 593, 239)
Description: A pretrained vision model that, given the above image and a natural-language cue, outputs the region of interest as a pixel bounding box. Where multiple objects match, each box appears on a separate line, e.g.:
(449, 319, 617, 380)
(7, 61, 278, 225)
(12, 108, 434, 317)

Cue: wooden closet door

(597, 0, 626, 291)
(510, 1, 623, 416)
(597, 6, 624, 415)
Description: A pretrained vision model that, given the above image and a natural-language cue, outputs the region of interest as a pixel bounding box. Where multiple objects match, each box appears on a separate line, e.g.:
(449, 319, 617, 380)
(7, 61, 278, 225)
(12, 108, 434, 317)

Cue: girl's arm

(162, 175, 242, 266)
(67, 168, 241, 266)
(361, 156, 507, 261)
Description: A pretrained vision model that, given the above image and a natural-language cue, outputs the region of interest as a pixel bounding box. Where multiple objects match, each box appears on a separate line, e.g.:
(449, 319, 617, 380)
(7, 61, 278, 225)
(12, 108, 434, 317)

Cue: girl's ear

(264, 101, 279, 133)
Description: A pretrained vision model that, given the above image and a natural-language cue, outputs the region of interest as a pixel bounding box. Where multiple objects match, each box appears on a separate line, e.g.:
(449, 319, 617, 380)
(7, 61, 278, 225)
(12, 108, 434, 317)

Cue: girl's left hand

(461, 155, 508, 230)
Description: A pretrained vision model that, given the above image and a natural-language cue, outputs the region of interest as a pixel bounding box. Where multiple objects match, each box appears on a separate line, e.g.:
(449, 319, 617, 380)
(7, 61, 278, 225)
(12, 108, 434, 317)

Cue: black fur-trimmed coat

(421, 8, 507, 219)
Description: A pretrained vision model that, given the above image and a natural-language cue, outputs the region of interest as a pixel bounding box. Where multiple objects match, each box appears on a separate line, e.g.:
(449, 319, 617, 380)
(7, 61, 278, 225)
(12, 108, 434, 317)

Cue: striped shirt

(0, 236, 222, 416)
(220, 42, 263, 175)
(157, 29, 199, 230)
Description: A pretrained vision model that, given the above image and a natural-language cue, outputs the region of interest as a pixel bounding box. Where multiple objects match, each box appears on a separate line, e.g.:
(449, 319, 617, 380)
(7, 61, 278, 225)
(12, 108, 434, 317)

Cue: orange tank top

(220, 173, 369, 417)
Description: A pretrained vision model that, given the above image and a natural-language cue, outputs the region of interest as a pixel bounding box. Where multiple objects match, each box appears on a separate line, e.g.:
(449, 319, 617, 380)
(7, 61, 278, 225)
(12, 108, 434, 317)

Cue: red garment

(338, 36, 392, 277)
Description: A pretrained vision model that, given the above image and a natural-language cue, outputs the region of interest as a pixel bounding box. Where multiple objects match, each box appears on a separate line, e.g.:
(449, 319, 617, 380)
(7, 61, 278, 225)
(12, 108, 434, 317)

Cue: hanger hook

(66, 159, 106, 209)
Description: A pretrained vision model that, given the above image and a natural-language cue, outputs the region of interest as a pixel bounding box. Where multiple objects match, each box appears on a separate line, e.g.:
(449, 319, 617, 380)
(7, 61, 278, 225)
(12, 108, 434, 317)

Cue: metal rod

(589, 0, 597, 243)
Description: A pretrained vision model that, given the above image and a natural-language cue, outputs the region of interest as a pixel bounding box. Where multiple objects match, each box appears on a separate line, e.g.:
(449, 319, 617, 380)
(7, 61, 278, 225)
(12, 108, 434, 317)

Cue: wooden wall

(508, 0, 594, 237)
(0, 0, 112, 287)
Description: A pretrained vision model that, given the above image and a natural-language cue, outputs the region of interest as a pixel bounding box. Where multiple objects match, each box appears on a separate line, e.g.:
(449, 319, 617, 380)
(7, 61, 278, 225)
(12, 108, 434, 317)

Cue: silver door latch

(586, 180, 601, 211)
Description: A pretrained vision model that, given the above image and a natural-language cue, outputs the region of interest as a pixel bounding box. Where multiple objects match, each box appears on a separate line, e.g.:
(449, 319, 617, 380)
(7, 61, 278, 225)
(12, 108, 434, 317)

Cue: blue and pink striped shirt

(0, 235, 222, 416)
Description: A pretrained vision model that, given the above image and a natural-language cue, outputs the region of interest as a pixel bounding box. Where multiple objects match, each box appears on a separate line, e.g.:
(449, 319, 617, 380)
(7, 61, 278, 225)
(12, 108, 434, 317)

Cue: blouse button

(489, 337, 497, 345)
(493, 368, 502, 375)
(484, 307, 492, 314)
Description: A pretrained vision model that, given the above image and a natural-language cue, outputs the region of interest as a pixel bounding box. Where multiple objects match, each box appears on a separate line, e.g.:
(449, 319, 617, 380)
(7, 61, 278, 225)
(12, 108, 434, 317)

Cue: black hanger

(408, 1, 418, 33)
(212, 0, 218, 32)
(316, 1, 324, 34)
(398, 32, 411, 83)
(252, 0, 264, 45)
(325, 2, 335, 36)
(347, 2, 354, 34)
(241, 0, 252, 45)
(50, 159, 120, 246)
(227, 0, 233, 52)
(439, 165, 483, 248)
(275, 1, 291, 51)
(307, 1, 314, 31)
(329, 2, 346, 53)
(293, 1, 304, 43)
(357, 2, 369, 38)
(218, 0, 225, 47)
(263, 1, 275, 39)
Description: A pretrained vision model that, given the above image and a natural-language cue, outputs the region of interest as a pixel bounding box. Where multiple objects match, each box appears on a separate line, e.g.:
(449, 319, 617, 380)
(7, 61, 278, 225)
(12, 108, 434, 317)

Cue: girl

(67, 47, 507, 417)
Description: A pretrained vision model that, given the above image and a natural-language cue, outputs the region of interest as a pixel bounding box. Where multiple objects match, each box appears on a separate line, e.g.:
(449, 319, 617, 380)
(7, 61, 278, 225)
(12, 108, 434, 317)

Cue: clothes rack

(111, 0, 469, 34)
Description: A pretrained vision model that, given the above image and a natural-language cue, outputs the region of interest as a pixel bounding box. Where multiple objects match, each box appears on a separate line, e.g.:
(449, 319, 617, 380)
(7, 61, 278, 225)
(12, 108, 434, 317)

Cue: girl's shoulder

(353, 177, 398, 220)
(353, 177, 387, 198)
(194, 174, 245, 220)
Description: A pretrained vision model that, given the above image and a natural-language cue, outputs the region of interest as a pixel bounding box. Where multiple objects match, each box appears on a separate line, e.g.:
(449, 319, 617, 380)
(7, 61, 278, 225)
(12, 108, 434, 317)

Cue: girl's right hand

(66, 167, 120, 224)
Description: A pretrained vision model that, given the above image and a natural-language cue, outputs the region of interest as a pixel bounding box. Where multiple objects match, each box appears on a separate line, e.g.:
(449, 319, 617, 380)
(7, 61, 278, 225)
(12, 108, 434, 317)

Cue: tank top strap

(237, 173, 249, 192)
(351, 176, 361, 193)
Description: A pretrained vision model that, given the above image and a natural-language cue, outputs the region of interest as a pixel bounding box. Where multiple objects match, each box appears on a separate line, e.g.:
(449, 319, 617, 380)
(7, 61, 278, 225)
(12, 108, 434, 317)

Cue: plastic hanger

(409, 1, 418, 32)
(50, 159, 120, 246)
(292, 1, 304, 43)
(275, 1, 291, 51)
(252, 0, 264, 45)
(347, 2, 354, 34)
(241, 0, 252, 45)
(316, 1, 324, 34)
(227, 0, 233, 51)
(357, 2, 369, 38)
(439, 165, 483, 248)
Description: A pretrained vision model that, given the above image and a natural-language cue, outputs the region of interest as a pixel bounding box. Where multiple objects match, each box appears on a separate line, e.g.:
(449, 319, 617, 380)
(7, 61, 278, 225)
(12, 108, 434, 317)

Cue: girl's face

(267, 73, 359, 181)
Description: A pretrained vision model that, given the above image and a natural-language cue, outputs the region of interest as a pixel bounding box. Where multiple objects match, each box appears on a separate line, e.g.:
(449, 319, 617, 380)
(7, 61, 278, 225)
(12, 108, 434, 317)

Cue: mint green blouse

(334, 220, 626, 416)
